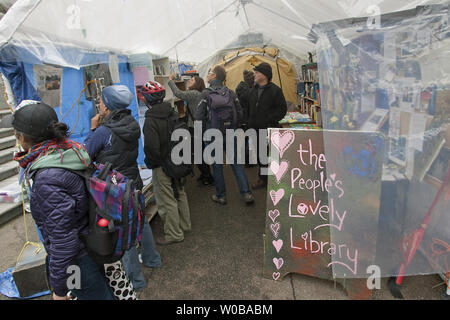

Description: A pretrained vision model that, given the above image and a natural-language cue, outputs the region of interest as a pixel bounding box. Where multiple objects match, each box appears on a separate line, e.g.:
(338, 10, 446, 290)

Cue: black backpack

(161, 114, 193, 180)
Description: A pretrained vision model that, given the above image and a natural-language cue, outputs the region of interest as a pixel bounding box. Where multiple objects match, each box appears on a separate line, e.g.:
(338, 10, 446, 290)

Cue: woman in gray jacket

(168, 74, 214, 185)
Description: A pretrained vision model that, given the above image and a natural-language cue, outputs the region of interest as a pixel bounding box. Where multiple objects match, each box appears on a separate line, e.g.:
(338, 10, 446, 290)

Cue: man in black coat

(248, 62, 287, 189)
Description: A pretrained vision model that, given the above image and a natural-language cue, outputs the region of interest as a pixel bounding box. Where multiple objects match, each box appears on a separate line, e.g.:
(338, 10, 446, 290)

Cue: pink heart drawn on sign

(270, 161, 289, 183)
(268, 210, 280, 222)
(270, 189, 285, 206)
(272, 272, 280, 281)
(272, 239, 283, 253)
(271, 131, 295, 158)
(270, 222, 280, 238)
(330, 173, 336, 180)
(301, 232, 308, 241)
(297, 203, 308, 215)
(273, 257, 284, 270)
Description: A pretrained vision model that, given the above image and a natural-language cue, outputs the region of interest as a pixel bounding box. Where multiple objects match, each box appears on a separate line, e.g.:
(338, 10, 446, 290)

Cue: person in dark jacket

(235, 70, 255, 167)
(168, 73, 214, 185)
(12, 102, 115, 300)
(85, 85, 143, 189)
(142, 81, 191, 246)
(196, 65, 254, 205)
(248, 62, 287, 189)
(235, 70, 254, 127)
(84, 85, 161, 292)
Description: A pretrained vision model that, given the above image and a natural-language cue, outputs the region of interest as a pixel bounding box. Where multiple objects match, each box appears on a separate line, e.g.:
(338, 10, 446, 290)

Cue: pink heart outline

(297, 203, 308, 215)
(270, 160, 289, 183)
(270, 222, 280, 238)
(270, 189, 285, 206)
(330, 173, 337, 180)
(301, 232, 308, 241)
(272, 272, 281, 281)
(272, 239, 283, 253)
(271, 130, 295, 158)
(268, 209, 280, 223)
(273, 257, 284, 270)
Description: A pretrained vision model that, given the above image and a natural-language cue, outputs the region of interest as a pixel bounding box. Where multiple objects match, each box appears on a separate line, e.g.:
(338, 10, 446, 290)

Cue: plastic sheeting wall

(312, 3, 450, 278)
(0, 0, 446, 68)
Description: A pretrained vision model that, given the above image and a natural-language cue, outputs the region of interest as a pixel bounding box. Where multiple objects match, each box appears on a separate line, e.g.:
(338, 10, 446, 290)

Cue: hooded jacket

(143, 102, 178, 169)
(235, 81, 252, 126)
(28, 146, 91, 297)
(247, 82, 287, 129)
(84, 109, 143, 190)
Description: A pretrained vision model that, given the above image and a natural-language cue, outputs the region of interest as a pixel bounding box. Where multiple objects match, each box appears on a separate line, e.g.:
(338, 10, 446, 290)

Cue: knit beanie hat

(254, 62, 272, 81)
(101, 85, 133, 111)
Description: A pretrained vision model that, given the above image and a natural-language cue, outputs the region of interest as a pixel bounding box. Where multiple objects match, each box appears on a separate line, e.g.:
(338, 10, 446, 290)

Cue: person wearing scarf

(11, 102, 115, 300)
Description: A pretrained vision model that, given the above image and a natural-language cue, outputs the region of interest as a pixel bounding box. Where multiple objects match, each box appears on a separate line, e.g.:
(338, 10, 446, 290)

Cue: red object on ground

(395, 168, 450, 285)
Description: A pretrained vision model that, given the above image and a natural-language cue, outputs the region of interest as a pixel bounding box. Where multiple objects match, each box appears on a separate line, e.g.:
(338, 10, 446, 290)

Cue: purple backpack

(207, 87, 238, 133)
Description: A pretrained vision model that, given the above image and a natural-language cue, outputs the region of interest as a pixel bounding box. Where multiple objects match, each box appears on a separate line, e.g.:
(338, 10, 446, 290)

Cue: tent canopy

(0, 0, 444, 68)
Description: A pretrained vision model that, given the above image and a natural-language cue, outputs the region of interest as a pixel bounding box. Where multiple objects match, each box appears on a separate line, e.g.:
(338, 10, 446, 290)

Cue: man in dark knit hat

(248, 62, 287, 190)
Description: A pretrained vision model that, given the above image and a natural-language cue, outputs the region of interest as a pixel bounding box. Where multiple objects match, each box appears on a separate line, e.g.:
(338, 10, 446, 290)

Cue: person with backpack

(196, 65, 254, 205)
(11, 102, 115, 300)
(141, 81, 191, 245)
(248, 62, 287, 190)
(168, 73, 214, 186)
(84, 84, 161, 291)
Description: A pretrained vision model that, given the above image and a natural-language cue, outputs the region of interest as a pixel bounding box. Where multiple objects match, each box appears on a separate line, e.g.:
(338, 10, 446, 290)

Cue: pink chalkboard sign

(264, 129, 384, 299)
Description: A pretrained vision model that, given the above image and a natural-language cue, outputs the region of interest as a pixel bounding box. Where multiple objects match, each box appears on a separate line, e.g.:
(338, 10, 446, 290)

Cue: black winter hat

(254, 62, 272, 81)
(11, 102, 58, 138)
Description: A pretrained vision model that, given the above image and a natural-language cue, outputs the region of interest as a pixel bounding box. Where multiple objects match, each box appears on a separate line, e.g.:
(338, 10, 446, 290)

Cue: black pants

(256, 131, 268, 183)
(189, 127, 213, 179)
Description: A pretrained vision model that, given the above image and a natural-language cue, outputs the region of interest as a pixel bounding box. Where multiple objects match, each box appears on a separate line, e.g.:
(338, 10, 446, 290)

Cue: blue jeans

(210, 138, 251, 199)
(121, 220, 161, 291)
(70, 254, 116, 300)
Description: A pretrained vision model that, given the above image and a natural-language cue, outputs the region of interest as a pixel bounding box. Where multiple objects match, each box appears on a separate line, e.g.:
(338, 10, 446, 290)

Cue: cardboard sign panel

(263, 129, 384, 298)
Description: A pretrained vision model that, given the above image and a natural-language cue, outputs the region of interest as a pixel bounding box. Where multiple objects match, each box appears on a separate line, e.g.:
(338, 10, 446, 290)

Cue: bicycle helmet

(139, 81, 166, 105)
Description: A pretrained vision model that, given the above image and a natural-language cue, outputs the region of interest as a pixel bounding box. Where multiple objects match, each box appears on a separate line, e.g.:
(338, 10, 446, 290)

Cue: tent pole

(251, 2, 311, 31)
(242, 2, 251, 30)
(275, 54, 283, 92)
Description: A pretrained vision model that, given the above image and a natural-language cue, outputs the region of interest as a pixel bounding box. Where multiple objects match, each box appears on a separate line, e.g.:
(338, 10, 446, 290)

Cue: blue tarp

(0, 61, 41, 105)
(0, 267, 50, 300)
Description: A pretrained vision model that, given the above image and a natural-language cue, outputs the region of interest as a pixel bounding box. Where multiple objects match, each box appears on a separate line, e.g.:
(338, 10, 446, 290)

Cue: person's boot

(202, 175, 215, 186)
(251, 178, 267, 190)
(243, 193, 255, 205)
(211, 194, 227, 205)
(197, 174, 214, 186)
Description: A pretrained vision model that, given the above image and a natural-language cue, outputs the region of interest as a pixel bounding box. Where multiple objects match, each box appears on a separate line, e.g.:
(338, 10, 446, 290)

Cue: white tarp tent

(0, 0, 445, 68)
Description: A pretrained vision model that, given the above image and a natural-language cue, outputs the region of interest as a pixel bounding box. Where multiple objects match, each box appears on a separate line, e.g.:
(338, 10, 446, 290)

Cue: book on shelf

(301, 63, 319, 82)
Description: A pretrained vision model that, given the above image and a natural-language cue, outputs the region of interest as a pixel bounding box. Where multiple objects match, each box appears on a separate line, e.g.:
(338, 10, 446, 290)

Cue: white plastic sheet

(0, 0, 444, 68)
(313, 2, 450, 278)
